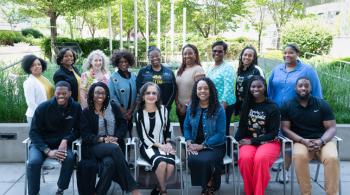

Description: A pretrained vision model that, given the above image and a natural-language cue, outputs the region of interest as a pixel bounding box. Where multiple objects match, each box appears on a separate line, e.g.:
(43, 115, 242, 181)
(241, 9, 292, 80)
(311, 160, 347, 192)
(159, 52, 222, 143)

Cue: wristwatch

(44, 148, 50, 155)
(320, 138, 326, 145)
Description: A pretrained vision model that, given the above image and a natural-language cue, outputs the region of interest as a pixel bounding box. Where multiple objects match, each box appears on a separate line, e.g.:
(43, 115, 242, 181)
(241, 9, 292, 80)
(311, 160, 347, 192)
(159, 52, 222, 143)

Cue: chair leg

(225, 164, 229, 183)
(41, 168, 46, 183)
(72, 170, 75, 195)
(24, 163, 27, 195)
(314, 163, 320, 182)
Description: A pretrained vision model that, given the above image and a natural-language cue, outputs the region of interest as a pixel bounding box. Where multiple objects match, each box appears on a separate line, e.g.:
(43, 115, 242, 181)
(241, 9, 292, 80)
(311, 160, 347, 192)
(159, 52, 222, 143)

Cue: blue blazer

(183, 104, 226, 147)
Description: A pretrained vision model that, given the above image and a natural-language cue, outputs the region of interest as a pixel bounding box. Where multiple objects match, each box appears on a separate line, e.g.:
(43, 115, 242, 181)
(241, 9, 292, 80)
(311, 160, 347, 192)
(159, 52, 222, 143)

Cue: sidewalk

(1, 161, 349, 195)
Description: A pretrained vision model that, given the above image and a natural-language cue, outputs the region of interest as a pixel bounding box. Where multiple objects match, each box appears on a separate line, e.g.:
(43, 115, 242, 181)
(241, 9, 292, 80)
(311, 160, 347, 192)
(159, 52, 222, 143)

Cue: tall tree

(0, 1, 28, 30)
(261, 0, 304, 49)
(8, 0, 113, 59)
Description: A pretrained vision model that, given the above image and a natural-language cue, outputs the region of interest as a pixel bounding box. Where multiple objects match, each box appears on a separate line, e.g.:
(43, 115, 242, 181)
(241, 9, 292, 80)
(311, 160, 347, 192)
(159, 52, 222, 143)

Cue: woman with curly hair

(183, 77, 226, 195)
(80, 50, 110, 108)
(235, 75, 280, 195)
(53, 48, 81, 101)
(108, 50, 137, 138)
(235, 46, 264, 115)
(175, 44, 205, 135)
(22, 54, 54, 125)
(135, 82, 175, 195)
(80, 82, 141, 195)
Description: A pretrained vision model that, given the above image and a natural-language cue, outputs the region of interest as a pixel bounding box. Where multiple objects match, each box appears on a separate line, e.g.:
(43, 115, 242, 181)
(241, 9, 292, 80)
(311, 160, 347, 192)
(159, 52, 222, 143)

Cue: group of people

(22, 40, 339, 195)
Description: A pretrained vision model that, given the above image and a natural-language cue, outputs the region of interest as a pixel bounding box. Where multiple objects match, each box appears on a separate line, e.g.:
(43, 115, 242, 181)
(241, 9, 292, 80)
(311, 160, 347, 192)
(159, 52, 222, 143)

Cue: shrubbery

(21, 28, 43, 38)
(41, 37, 146, 60)
(282, 18, 333, 57)
(0, 30, 24, 46)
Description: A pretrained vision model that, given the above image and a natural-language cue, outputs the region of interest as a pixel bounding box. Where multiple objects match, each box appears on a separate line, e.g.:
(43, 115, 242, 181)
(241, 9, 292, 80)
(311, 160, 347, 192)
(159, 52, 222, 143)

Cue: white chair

(125, 136, 184, 195)
(23, 138, 76, 195)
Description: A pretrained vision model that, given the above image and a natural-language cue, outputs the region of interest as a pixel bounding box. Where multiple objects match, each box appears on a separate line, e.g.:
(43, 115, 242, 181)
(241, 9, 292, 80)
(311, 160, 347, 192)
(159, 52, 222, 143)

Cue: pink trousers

(238, 141, 280, 195)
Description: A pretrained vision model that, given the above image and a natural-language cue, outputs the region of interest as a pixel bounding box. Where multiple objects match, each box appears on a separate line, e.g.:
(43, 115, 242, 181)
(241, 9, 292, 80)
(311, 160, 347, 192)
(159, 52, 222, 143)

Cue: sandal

(206, 185, 215, 195)
(150, 186, 160, 195)
(159, 190, 167, 195)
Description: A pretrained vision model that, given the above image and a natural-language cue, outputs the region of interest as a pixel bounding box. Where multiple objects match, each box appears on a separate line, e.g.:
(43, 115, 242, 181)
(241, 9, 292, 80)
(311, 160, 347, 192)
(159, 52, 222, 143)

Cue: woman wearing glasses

(80, 82, 140, 195)
(135, 82, 175, 195)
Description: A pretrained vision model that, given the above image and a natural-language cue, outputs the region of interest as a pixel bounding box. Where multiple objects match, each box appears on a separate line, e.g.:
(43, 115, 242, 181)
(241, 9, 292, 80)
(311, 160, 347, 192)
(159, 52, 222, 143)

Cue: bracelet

(298, 138, 304, 143)
(320, 138, 326, 145)
(44, 148, 51, 155)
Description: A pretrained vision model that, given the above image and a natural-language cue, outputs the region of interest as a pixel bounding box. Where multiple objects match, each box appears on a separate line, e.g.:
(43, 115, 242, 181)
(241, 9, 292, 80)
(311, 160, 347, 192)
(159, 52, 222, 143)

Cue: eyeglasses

(145, 91, 157, 96)
(94, 92, 106, 96)
(212, 50, 224, 54)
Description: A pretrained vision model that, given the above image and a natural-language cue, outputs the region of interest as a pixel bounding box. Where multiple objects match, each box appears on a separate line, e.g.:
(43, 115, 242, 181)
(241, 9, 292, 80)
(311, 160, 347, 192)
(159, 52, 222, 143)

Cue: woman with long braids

(235, 75, 280, 195)
(80, 82, 140, 195)
(135, 82, 175, 195)
(184, 77, 226, 195)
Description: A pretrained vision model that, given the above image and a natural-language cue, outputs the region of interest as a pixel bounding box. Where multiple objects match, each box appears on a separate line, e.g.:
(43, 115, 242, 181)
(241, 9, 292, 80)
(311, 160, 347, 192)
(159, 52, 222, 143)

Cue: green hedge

(41, 37, 146, 60)
(0, 30, 24, 46)
(282, 18, 333, 57)
(21, 28, 43, 38)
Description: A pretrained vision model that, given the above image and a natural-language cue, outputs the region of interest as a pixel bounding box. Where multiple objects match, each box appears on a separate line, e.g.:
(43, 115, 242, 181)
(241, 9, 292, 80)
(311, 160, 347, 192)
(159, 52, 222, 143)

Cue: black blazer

(53, 65, 81, 101)
(80, 101, 127, 159)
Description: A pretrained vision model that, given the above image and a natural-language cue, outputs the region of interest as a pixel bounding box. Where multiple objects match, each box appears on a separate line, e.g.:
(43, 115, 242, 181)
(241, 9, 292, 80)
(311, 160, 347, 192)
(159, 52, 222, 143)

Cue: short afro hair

(56, 48, 77, 66)
(21, 54, 47, 74)
(110, 49, 135, 67)
(212, 40, 228, 52)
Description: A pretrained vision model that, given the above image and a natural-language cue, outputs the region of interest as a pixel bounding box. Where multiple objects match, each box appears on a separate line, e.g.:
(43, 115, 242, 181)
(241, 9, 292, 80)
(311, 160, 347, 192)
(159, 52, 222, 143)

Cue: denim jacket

(183, 104, 226, 147)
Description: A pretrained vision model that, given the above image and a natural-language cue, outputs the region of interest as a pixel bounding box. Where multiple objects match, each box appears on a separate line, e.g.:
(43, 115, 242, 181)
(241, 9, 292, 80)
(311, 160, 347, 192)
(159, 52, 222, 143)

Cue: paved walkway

(1, 161, 349, 195)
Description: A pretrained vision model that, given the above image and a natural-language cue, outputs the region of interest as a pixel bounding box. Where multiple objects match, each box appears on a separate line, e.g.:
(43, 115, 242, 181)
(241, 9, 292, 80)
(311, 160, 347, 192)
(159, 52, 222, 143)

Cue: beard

(297, 92, 310, 100)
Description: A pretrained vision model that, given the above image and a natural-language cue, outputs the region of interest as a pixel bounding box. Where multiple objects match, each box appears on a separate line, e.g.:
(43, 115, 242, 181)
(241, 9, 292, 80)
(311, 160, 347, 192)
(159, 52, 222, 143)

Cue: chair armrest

(278, 135, 293, 143)
(22, 138, 31, 145)
(334, 136, 342, 142)
(72, 138, 82, 162)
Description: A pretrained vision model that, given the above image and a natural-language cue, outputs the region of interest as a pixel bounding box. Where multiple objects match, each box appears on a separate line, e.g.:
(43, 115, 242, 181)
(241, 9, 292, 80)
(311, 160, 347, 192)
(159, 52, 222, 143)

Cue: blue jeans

(27, 144, 75, 195)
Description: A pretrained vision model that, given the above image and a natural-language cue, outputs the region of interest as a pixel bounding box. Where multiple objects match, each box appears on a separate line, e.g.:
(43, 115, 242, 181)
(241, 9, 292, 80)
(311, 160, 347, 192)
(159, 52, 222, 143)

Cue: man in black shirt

(281, 77, 339, 195)
(28, 81, 80, 195)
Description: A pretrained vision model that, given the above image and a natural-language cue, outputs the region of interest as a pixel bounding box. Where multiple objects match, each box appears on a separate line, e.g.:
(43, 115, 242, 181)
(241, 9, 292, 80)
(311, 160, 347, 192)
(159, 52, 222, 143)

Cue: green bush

(281, 18, 333, 57)
(21, 28, 43, 38)
(41, 37, 146, 62)
(0, 30, 24, 46)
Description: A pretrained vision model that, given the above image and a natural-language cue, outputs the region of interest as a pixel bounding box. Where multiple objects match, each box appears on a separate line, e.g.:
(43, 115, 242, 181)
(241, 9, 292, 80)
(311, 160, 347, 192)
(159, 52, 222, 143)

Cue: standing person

(22, 54, 54, 125)
(136, 46, 176, 113)
(235, 46, 264, 115)
(175, 44, 205, 134)
(207, 41, 236, 135)
(281, 77, 339, 195)
(184, 77, 226, 195)
(135, 82, 175, 195)
(235, 75, 281, 195)
(53, 48, 81, 102)
(80, 82, 141, 195)
(268, 43, 322, 107)
(80, 50, 110, 108)
(109, 50, 137, 138)
(27, 81, 80, 195)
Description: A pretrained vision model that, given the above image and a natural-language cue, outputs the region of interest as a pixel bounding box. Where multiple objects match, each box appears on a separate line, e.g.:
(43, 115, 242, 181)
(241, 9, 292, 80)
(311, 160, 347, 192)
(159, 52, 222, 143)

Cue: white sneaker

(278, 171, 290, 184)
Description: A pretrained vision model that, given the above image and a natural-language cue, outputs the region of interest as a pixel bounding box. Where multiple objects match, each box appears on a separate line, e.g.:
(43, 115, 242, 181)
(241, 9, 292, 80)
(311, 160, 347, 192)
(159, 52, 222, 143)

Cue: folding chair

(23, 138, 76, 195)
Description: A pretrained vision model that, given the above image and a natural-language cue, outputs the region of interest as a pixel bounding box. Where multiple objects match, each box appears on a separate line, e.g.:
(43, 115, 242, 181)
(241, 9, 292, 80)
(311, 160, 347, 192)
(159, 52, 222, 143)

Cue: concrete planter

(0, 123, 349, 162)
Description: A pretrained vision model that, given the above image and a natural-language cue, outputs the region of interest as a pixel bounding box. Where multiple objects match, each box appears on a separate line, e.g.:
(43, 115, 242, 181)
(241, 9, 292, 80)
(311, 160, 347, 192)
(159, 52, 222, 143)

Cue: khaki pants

(293, 142, 339, 195)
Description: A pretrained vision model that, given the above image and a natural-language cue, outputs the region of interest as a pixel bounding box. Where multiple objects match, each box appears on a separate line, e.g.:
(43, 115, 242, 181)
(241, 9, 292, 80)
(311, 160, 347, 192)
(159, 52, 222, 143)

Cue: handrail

(0, 60, 22, 72)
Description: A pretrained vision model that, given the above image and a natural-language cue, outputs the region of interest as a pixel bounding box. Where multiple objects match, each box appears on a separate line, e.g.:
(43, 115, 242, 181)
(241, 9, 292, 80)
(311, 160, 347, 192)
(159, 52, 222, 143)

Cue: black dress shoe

(150, 186, 160, 195)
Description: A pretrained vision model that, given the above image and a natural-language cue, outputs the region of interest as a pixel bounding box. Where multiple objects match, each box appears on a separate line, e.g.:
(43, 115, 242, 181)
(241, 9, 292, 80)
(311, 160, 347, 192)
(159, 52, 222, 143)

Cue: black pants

(92, 143, 137, 194)
(176, 108, 186, 136)
(225, 104, 235, 135)
(77, 159, 98, 195)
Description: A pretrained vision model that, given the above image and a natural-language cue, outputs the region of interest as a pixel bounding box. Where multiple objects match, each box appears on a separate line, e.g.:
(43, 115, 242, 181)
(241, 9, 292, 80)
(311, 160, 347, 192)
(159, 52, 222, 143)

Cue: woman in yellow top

(22, 55, 54, 125)
(80, 50, 110, 108)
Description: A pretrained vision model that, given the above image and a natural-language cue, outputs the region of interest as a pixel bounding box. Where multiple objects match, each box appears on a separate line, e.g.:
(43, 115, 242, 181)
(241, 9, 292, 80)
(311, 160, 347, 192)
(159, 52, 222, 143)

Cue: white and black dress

(135, 105, 175, 170)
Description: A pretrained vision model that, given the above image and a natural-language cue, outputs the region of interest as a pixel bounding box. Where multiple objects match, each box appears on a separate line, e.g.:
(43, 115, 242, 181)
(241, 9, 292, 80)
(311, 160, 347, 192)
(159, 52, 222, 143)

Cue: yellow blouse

(73, 70, 81, 102)
(36, 75, 54, 99)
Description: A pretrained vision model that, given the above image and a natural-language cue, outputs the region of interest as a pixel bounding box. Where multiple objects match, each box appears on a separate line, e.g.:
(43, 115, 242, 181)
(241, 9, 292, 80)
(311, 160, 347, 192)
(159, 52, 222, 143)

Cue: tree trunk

(49, 11, 58, 62)
(276, 27, 281, 49)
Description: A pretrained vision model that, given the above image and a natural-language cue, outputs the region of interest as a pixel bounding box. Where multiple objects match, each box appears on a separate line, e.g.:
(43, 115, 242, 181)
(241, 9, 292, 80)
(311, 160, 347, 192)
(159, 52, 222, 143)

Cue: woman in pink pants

(234, 75, 281, 195)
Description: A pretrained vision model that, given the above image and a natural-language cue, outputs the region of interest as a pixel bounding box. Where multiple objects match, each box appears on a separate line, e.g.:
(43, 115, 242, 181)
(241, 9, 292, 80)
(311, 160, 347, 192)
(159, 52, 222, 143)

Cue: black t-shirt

(235, 100, 280, 145)
(280, 96, 335, 139)
(194, 108, 205, 144)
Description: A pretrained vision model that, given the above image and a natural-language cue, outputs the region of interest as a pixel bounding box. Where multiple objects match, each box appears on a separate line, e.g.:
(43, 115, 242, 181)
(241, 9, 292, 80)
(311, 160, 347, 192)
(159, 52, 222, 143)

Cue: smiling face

(93, 86, 106, 105)
(212, 45, 225, 63)
(91, 55, 103, 71)
(143, 85, 159, 105)
(296, 78, 311, 100)
(149, 50, 161, 67)
(242, 48, 255, 67)
(61, 50, 75, 67)
(283, 46, 298, 65)
(30, 59, 43, 77)
(118, 57, 129, 72)
(55, 86, 71, 106)
(196, 80, 210, 102)
(183, 47, 196, 66)
(250, 80, 265, 100)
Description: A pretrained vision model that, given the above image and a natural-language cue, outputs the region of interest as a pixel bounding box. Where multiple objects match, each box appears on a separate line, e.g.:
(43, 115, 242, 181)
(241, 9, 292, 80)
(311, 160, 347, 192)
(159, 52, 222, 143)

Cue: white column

(134, 0, 138, 65)
(157, 1, 161, 49)
(108, 5, 113, 55)
(119, 2, 123, 49)
(182, 7, 186, 47)
(145, 0, 149, 55)
(170, 0, 175, 58)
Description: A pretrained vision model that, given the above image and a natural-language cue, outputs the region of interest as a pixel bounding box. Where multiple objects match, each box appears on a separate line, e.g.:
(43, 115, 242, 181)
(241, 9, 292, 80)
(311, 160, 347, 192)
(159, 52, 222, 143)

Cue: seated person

(80, 82, 141, 195)
(281, 77, 339, 195)
(234, 75, 281, 195)
(135, 82, 175, 195)
(184, 77, 226, 195)
(28, 81, 80, 195)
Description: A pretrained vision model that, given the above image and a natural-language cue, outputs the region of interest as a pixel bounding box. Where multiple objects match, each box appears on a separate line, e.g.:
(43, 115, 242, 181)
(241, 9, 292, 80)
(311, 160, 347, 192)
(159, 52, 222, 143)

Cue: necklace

(148, 112, 156, 119)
